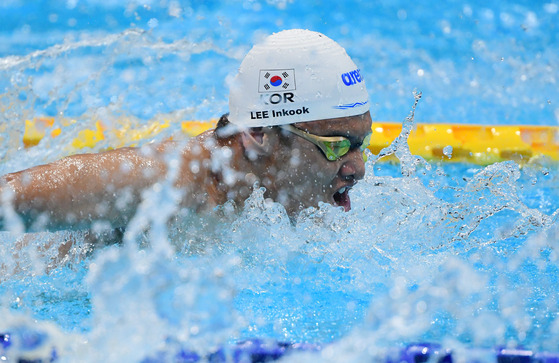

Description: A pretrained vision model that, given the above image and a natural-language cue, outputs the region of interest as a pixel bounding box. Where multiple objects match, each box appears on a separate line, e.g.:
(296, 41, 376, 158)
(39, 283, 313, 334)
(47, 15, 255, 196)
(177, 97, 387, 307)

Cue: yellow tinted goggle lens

(360, 133, 372, 151)
(360, 132, 372, 162)
(323, 140, 351, 160)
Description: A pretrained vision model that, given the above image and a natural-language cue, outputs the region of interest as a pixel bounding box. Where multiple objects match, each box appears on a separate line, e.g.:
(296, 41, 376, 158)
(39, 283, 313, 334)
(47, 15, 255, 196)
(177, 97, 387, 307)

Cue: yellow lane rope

(22, 117, 559, 165)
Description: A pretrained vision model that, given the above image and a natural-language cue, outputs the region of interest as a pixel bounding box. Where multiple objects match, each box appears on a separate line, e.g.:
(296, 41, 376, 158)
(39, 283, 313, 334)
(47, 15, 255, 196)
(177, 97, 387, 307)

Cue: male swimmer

(0, 29, 372, 232)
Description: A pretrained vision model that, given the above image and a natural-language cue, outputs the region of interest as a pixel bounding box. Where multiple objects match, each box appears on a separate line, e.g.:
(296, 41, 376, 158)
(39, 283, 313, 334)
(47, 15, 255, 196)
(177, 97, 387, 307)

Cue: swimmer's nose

(339, 149, 366, 182)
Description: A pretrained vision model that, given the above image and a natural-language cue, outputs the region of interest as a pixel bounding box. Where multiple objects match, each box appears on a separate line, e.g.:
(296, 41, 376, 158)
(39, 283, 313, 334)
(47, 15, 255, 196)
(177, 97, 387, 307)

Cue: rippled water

(1, 0, 559, 361)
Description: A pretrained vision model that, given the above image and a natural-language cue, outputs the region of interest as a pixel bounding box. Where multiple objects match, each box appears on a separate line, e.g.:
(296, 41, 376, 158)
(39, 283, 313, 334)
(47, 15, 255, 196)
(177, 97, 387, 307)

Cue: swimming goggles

(280, 124, 372, 161)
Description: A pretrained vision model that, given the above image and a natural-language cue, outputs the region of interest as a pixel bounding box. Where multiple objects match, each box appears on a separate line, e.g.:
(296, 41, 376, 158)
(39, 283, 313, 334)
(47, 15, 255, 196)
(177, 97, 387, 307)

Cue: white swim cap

(228, 29, 369, 128)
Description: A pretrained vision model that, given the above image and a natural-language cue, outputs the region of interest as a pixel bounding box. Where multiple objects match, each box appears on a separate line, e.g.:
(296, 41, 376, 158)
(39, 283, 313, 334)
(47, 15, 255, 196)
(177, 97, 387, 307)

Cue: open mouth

(333, 186, 352, 212)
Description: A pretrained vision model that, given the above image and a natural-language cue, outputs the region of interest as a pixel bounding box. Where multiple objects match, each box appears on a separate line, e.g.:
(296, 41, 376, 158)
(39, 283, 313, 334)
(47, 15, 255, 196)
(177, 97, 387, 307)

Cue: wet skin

(0, 112, 372, 232)
(257, 112, 372, 215)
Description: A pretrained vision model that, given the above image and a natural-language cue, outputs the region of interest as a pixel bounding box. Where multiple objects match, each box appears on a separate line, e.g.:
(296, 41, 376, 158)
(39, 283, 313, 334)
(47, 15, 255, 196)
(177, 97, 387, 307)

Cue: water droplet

(148, 18, 159, 29)
(443, 145, 453, 159)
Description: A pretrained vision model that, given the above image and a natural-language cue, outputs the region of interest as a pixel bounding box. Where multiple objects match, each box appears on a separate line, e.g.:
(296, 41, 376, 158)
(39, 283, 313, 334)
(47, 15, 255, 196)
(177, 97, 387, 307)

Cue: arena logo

(341, 69, 363, 86)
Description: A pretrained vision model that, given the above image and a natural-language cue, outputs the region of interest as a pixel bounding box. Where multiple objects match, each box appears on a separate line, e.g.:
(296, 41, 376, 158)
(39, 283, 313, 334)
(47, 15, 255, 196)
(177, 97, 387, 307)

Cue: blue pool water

(1, 0, 559, 361)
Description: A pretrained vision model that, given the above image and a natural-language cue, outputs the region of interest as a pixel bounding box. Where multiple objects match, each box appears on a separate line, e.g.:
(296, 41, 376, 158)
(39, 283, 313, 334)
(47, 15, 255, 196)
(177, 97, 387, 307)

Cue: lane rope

(22, 117, 559, 164)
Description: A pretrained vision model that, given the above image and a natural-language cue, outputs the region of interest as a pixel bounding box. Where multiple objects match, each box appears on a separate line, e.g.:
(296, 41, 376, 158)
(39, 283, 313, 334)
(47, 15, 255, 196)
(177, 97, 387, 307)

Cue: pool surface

(1, 0, 559, 361)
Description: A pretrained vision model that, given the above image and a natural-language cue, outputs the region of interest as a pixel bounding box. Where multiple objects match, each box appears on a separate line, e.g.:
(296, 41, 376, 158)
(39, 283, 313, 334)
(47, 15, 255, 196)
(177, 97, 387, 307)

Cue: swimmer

(0, 29, 372, 232)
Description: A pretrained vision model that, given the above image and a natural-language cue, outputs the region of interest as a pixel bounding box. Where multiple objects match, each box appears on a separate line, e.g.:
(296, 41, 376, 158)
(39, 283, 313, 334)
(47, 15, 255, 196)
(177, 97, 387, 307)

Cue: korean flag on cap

(258, 69, 296, 93)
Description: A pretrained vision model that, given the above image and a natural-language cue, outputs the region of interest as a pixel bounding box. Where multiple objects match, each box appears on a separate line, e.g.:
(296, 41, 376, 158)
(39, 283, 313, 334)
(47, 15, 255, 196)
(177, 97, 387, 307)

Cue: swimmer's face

(265, 111, 372, 215)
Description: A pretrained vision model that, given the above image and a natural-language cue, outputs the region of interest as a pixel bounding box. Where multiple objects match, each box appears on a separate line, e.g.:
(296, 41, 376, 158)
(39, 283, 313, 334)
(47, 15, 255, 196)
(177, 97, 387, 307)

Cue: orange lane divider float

(23, 117, 559, 165)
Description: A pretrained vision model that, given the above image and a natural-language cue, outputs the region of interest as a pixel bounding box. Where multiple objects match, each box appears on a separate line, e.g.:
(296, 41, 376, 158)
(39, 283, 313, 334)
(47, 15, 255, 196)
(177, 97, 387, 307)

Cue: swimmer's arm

(0, 146, 168, 232)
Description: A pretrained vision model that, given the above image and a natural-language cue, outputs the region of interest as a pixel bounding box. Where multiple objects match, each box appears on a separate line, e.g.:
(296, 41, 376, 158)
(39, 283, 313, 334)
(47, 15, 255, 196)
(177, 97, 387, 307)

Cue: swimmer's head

(228, 29, 369, 128)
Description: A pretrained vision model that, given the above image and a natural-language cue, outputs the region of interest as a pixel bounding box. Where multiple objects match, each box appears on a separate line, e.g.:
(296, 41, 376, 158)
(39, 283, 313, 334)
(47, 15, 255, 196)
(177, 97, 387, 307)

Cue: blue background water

(1, 1, 559, 362)
(1, 0, 558, 127)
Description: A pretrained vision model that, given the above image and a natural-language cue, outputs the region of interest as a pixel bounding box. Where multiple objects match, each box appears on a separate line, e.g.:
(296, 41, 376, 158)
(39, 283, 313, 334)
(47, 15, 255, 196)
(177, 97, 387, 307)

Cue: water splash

(0, 28, 236, 171)
(370, 91, 431, 177)
(1, 1, 559, 360)
(1, 155, 558, 360)
(3, 88, 559, 359)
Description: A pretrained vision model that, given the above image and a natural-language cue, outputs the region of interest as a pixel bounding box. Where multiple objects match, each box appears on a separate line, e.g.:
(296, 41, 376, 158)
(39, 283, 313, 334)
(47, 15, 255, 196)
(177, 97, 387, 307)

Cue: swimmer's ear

(241, 128, 272, 160)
